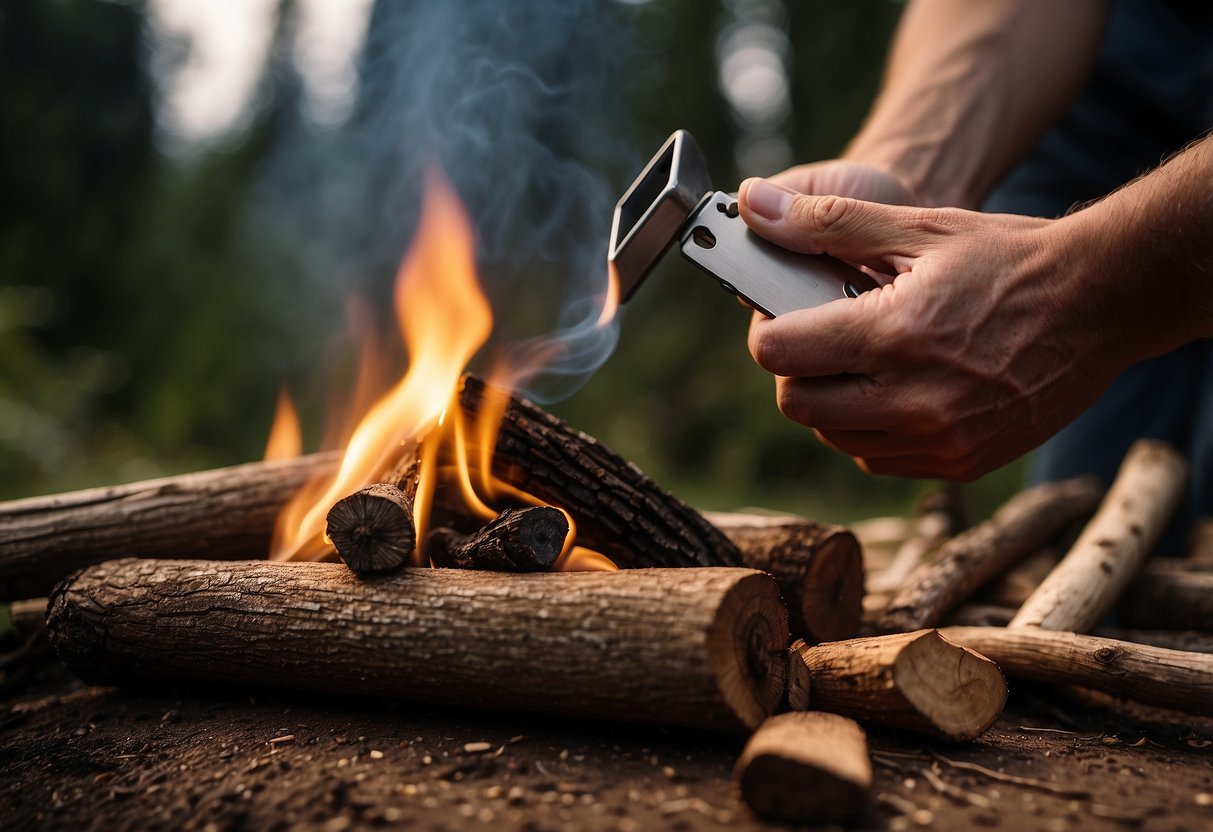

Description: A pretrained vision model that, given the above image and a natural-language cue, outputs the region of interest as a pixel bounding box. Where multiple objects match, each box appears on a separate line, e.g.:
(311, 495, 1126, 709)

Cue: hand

(736, 177, 1129, 481)
(766, 159, 921, 207)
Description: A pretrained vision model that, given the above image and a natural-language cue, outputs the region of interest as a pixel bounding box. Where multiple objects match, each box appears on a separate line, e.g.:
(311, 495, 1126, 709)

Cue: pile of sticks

(4, 372, 1212, 824)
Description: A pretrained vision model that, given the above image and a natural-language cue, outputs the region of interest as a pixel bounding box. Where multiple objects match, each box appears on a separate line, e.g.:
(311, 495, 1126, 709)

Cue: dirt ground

(2, 617, 1212, 832)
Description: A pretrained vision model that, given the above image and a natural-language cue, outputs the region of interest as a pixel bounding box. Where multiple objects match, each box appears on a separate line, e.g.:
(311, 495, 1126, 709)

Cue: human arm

(736, 136, 1213, 480)
(771, 0, 1109, 208)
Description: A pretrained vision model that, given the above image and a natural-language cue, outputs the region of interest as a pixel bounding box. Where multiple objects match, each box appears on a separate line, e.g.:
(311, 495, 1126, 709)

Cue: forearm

(846, 0, 1108, 208)
(1054, 136, 1213, 363)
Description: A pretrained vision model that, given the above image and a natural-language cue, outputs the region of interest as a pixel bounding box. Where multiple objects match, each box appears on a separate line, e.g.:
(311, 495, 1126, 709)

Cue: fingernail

(745, 179, 794, 220)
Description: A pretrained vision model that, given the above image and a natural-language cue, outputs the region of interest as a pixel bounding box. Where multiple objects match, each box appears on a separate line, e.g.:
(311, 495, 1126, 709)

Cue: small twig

(920, 766, 994, 810)
(874, 792, 919, 816)
(931, 752, 1090, 798)
(1016, 725, 1079, 735)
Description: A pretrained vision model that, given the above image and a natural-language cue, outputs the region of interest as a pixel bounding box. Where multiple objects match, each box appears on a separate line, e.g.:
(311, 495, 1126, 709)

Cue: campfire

(2, 173, 1212, 825)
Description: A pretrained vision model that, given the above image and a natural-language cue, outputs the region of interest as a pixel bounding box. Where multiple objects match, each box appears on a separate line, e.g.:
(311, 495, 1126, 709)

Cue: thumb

(739, 177, 936, 272)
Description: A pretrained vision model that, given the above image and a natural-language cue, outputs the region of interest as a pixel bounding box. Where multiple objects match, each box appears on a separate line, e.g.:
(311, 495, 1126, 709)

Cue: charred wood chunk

(427, 507, 568, 572)
(326, 483, 415, 577)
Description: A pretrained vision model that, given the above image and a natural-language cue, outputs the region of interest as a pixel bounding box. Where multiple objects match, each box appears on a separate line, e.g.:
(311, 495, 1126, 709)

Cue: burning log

(427, 507, 568, 571)
(705, 512, 864, 643)
(735, 712, 871, 824)
(877, 477, 1102, 633)
(457, 375, 743, 570)
(940, 626, 1213, 715)
(788, 630, 1006, 741)
(1010, 440, 1187, 631)
(326, 483, 416, 576)
(1120, 561, 1213, 632)
(0, 453, 337, 601)
(47, 560, 789, 733)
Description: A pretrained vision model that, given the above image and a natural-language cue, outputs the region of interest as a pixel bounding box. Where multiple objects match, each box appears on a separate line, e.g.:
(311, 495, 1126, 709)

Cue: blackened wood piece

(326, 483, 416, 576)
(0, 452, 338, 601)
(427, 507, 568, 571)
(458, 375, 743, 570)
(47, 560, 789, 733)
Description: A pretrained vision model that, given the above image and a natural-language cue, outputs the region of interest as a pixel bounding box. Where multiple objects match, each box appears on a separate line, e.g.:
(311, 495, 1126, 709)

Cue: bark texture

(735, 712, 871, 824)
(0, 453, 337, 601)
(879, 477, 1103, 633)
(940, 626, 1213, 715)
(47, 560, 788, 733)
(427, 507, 568, 571)
(705, 513, 863, 644)
(790, 630, 1006, 741)
(1010, 441, 1188, 631)
(458, 375, 742, 570)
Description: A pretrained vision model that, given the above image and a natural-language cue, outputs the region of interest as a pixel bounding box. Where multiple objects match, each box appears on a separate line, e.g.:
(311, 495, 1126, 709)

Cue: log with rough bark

(789, 630, 1006, 740)
(940, 626, 1213, 715)
(326, 483, 416, 576)
(457, 375, 743, 570)
(427, 507, 568, 571)
(1010, 440, 1188, 631)
(878, 477, 1102, 633)
(47, 560, 789, 733)
(0, 453, 338, 601)
(1120, 561, 1213, 632)
(704, 512, 863, 643)
(945, 604, 1213, 653)
(735, 712, 871, 824)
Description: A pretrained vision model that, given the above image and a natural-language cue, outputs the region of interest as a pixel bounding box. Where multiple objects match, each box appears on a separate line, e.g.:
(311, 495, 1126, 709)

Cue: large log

(705, 512, 863, 643)
(735, 712, 871, 824)
(47, 560, 789, 733)
(0, 453, 337, 601)
(789, 630, 1006, 741)
(945, 604, 1213, 653)
(878, 477, 1102, 633)
(940, 626, 1213, 715)
(1010, 440, 1188, 631)
(458, 375, 743, 570)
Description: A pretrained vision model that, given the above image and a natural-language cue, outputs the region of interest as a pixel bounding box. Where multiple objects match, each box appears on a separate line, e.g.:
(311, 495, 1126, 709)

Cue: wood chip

(463, 742, 492, 754)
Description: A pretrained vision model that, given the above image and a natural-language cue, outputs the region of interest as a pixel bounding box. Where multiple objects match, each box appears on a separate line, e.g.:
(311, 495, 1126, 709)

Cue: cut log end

(710, 518, 864, 643)
(326, 484, 415, 577)
(708, 573, 791, 731)
(793, 629, 1007, 741)
(735, 711, 871, 824)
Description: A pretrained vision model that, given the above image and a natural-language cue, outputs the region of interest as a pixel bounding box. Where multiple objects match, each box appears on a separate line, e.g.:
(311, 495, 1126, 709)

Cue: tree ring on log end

(708, 572, 789, 731)
(799, 531, 864, 643)
(895, 630, 1007, 740)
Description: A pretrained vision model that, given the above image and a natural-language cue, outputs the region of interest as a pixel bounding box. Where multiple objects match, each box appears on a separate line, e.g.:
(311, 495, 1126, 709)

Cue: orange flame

(270, 166, 621, 572)
(263, 387, 302, 461)
(272, 169, 492, 560)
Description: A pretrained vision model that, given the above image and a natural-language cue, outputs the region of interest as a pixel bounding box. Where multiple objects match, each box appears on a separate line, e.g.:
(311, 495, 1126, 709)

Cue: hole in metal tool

(691, 227, 717, 249)
(844, 281, 860, 298)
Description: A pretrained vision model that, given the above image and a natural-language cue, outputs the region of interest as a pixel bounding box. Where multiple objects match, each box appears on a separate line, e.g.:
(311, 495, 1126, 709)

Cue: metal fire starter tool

(609, 129, 878, 317)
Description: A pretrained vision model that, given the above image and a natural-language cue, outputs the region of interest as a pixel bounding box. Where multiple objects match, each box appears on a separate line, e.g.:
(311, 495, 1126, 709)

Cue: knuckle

(785, 194, 851, 238)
